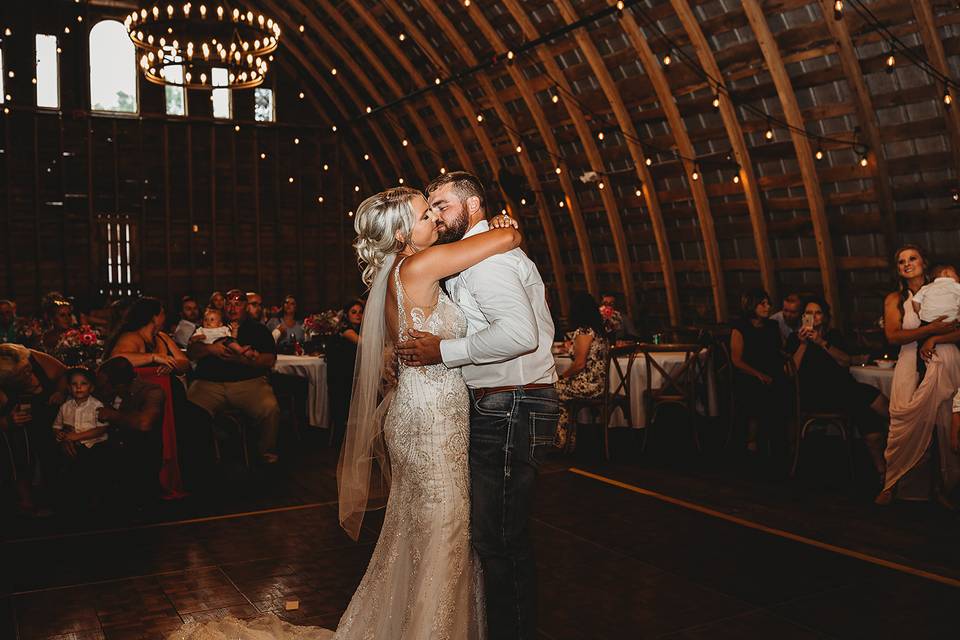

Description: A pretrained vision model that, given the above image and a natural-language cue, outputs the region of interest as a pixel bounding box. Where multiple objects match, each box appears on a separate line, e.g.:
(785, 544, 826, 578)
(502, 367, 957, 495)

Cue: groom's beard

(435, 209, 469, 245)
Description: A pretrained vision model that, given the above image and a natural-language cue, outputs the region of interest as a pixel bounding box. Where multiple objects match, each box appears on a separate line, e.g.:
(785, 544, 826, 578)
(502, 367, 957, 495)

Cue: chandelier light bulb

(507, 50, 515, 61)
(299, 24, 305, 33)
(234, 125, 240, 131)
(4, 28, 11, 36)
(435, 77, 441, 85)
(464, 0, 471, 6)
(363, 153, 369, 160)
(366, 106, 372, 113)
(331, 126, 337, 132)
(398, 178, 404, 184)
(733, 174, 740, 184)
(331, 68, 337, 75)
(288, 177, 294, 183)
(64, 26, 70, 34)
(691, 169, 700, 181)
(617, 1, 625, 10)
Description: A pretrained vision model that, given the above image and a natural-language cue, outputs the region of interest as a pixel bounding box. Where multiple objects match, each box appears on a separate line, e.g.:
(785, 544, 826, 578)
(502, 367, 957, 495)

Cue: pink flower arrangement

(55, 325, 103, 366)
(304, 310, 343, 337)
(599, 304, 622, 335)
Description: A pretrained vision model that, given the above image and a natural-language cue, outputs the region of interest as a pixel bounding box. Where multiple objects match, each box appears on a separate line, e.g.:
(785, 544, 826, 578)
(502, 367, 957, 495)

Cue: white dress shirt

(913, 277, 960, 322)
(439, 219, 558, 388)
(53, 397, 108, 448)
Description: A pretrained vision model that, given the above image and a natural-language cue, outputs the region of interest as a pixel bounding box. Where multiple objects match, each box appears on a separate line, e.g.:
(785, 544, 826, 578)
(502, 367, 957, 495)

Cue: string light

(476, 113, 483, 122)
(330, 68, 337, 75)
(662, 54, 672, 67)
(833, 0, 843, 20)
(635, 188, 642, 197)
(402, 139, 409, 146)
(597, 131, 604, 141)
(288, 176, 294, 183)
(317, 196, 324, 203)
(294, 137, 300, 144)
(260, 152, 266, 159)
(323, 163, 329, 171)
(363, 153, 370, 160)
(520, 197, 527, 205)
(598, 181, 605, 190)
(859, 152, 869, 167)
(815, 148, 824, 161)
(354, 185, 360, 192)
(558, 199, 565, 208)
(712, 93, 720, 109)
(555, 166, 562, 174)
(645, 158, 652, 166)
(298, 92, 305, 99)
(440, 167, 446, 174)
(944, 90, 953, 108)
(398, 33, 406, 42)
(885, 54, 895, 72)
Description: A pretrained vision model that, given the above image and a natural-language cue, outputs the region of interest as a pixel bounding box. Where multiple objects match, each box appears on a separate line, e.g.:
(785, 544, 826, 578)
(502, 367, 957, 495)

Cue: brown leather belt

(471, 382, 555, 401)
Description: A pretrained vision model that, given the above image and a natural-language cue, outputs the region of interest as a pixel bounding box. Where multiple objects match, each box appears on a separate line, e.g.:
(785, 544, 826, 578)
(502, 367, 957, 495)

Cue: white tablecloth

(555, 349, 718, 428)
(274, 355, 328, 428)
(850, 364, 895, 397)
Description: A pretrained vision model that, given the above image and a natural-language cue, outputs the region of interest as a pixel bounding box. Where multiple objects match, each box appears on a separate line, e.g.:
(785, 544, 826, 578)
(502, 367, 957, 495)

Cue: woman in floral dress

(556, 292, 610, 451)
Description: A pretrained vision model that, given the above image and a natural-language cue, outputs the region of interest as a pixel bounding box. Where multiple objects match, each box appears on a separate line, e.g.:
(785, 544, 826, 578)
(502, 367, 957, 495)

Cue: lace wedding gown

(169, 259, 484, 640)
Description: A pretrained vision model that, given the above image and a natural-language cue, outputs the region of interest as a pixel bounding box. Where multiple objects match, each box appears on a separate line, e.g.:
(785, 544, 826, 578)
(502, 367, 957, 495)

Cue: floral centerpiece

(599, 304, 622, 336)
(14, 317, 44, 348)
(54, 325, 103, 367)
(303, 310, 343, 354)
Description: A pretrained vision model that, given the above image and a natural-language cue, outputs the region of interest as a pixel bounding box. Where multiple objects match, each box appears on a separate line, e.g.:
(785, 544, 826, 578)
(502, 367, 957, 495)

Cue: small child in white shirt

(53, 367, 108, 449)
(191, 307, 253, 357)
(912, 264, 960, 323)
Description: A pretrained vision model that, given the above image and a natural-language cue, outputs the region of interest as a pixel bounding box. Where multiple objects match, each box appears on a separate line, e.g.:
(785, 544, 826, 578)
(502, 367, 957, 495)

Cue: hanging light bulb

(330, 67, 337, 75)
(402, 139, 409, 147)
(435, 77, 441, 85)
(635, 188, 642, 197)
(691, 166, 700, 181)
(616, 0, 625, 10)
(645, 157, 652, 166)
(299, 92, 305, 99)
(765, 126, 774, 141)
(398, 178, 404, 184)
(859, 152, 869, 167)
(354, 185, 360, 192)
(323, 163, 329, 171)
(516, 144, 522, 153)
(288, 176, 295, 183)
(317, 196, 324, 203)
(555, 166, 562, 175)
(294, 137, 300, 144)
(597, 131, 605, 141)
(953, 190, 960, 202)
(558, 199, 565, 208)
(733, 170, 741, 184)
(366, 106, 372, 113)
(598, 181, 605, 190)
(363, 153, 369, 160)
(712, 94, 720, 109)
(944, 90, 953, 107)
(551, 93, 559, 104)
(506, 50, 515, 62)
(440, 167, 446, 174)
(662, 53, 672, 67)
(833, 0, 843, 20)
(398, 33, 406, 42)
(476, 113, 483, 122)
(260, 152, 266, 159)
(347, 211, 354, 217)
(520, 197, 527, 205)
(886, 53, 896, 73)
(815, 148, 824, 161)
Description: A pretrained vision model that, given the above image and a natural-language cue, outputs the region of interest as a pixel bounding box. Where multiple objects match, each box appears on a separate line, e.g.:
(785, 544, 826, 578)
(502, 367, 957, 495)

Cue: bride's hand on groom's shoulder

(396, 329, 442, 367)
(488, 213, 518, 230)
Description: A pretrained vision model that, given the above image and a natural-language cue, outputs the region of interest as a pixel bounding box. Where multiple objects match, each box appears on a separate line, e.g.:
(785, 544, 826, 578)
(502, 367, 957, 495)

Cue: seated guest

(267, 295, 306, 350)
(104, 297, 188, 375)
(96, 357, 165, 504)
(209, 291, 226, 312)
(172, 295, 201, 348)
(555, 292, 610, 451)
(327, 299, 364, 447)
(599, 292, 636, 340)
(770, 292, 802, 341)
(40, 295, 74, 354)
(786, 297, 889, 477)
(187, 289, 281, 464)
(246, 291, 266, 324)
(52, 367, 111, 508)
(0, 344, 66, 516)
(731, 288, 788, 457)
(0, 299, 17, 343)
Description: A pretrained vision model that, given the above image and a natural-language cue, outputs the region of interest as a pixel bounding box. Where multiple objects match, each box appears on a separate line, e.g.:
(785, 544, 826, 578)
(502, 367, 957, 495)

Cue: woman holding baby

(877, 245, 960, 505)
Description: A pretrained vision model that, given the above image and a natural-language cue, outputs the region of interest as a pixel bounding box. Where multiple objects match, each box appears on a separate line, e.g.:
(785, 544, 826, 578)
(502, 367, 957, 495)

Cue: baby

(53, 367, 108, 450)
(191, 307, 254, 357)
(912, 264, 960, 323)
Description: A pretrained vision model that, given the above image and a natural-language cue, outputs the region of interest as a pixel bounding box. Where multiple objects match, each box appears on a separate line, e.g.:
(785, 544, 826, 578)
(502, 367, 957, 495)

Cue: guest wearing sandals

(103, 297, 189, 497)
(786, 297, 889, 478)
(730, 288, 788, 460)
(555, 292, 610, 451)
(0, 344, 66, 516)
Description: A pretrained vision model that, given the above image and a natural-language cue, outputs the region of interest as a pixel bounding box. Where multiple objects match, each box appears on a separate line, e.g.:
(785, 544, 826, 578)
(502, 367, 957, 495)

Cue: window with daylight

(0, 49, 5, 103)
(212, 67, 231, 119)
(254, 87, 274, 122)
(89, 20, 138, 113)
(164, 64, 186, 116)
(35, 34, 59, 108)
(100, 214, 137, 297)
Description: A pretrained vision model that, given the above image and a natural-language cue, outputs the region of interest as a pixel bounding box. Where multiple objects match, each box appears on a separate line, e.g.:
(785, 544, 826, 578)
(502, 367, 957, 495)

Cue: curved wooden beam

(378, 0, 502, 179)
(670, 0, 777, 306)
(314, 0, 434, 185)
(285, 0, 428, 184)
(910, 0, 960, 175)
(742, 0, 840, 320)
(817, 0, 897, 253)
(262, 0, 393, 186)
(617, 8, 724, 321)
(416, 0, 568, 315)
(346, 0, 474, 174)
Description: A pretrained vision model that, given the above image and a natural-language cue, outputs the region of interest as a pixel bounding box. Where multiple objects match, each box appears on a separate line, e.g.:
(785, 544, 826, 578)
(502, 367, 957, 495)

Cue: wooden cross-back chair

(638, 342, 705, 452)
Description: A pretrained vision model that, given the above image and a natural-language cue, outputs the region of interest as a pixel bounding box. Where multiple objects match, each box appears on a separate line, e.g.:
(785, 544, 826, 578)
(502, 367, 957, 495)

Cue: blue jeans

(469, 386, 559, 640)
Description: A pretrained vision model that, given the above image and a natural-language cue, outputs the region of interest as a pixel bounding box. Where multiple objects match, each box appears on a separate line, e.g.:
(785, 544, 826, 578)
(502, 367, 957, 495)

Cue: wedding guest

(96, 357, 164, 504)
(52, 367, 111, 508)
(209, 291, 226, 312)
(41, 296, 74, 353)
(786, 297, 889, 477)
(327, 299, 365, 446)
(0, 344, 66, 516)
(187, 289, 280, 464)
(0, 299, 17, 343)
(173, 295, 201, 348)
(555, 293, 610, 451)
(104, 297, 186, 375)
(267, 295, 305, 350)
(771, 293, 803, 341)
(246, 292, 266, 324)
(599, 292, 636, 339)
(730, 288, 788, 457)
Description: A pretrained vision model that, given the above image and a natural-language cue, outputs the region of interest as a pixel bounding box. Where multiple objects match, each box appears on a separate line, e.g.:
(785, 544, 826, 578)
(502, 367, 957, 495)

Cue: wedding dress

(169, 257, 484, 640)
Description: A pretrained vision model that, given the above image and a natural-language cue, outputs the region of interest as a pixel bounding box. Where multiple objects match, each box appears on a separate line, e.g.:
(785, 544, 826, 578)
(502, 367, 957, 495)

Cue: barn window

(99, 214, 138, 298)
(89, 20, 138, 113)
(35, 34, 59, 109)
(254, 87, 275, 122)
(212, 67, 231, 118)
(164, 63, 186, 116)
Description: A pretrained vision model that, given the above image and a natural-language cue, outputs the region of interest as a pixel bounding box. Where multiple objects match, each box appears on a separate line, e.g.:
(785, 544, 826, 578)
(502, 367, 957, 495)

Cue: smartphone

(802, 313, 814, 329)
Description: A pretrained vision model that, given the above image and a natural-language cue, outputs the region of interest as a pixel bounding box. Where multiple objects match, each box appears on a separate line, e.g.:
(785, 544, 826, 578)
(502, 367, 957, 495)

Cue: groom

(396, 171, 558, 640)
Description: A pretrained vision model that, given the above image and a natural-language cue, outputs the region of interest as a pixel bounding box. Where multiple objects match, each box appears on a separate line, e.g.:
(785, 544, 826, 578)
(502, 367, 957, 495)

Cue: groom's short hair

(426, 171, 485, 212)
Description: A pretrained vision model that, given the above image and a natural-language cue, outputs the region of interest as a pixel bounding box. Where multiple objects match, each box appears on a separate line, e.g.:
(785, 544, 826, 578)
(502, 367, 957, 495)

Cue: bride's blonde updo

(354, 186, 422, 287)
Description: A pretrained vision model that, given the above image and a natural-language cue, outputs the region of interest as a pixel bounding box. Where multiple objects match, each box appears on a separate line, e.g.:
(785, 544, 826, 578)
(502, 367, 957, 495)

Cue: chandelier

(124, 3, 280, 90)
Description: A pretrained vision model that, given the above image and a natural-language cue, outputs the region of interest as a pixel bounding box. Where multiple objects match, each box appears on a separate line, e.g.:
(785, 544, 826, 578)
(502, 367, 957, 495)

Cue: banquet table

(850, 364, 895, 397)
(554, 348, 718, 428)
(274, 354, 328, 428)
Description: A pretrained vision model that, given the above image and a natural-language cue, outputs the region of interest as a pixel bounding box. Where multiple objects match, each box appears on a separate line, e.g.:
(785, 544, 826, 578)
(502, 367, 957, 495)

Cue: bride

(170, 187, 521, 639)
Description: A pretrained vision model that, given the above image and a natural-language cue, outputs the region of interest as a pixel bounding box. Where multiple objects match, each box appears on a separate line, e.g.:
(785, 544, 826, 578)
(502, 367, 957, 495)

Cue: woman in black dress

(730, 288, 788, 456)
(326, 299, 364, 448)
(786, 297, 889, 476)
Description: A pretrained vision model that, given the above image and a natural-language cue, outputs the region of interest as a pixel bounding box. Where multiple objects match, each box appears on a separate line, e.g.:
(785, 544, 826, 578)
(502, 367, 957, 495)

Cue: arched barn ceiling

(79, 0, 960, 325)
